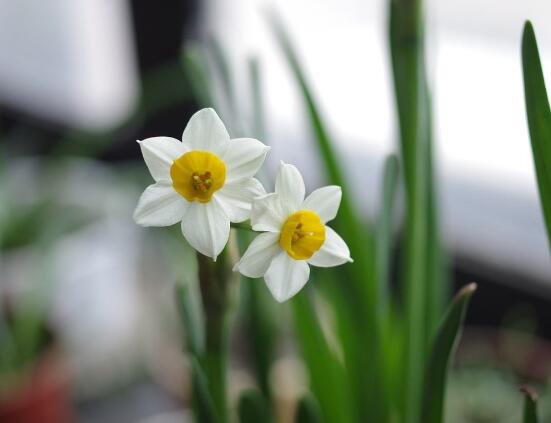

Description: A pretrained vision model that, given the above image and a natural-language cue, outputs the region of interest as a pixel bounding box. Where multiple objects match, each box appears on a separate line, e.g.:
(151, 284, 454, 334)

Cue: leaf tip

(520, 384, 538, 402)
(455, 282, 477, 300)
(522, 20, 536, 53)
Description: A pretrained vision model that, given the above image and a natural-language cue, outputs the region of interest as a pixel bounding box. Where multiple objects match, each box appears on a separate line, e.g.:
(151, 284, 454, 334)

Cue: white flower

(133, 108, 269, 259)
(234, 162, 352, 302)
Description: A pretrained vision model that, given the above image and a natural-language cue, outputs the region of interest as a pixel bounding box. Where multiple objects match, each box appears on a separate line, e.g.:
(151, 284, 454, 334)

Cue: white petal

(275, 162, 305, 214)
(215, 178, 266, 223)
(224, 138, 270, 183)
(138, 137, 185, 181)
(301, 186, 342, 223)
(233, 232, 280, 278)
(307, 226, 352, 267)
(181, 108, 230, 155)
(133, 181, 188, 227)
(181, 197, 230, 259)
(250, 193, 287, 232)
(264, 252, 310, 302)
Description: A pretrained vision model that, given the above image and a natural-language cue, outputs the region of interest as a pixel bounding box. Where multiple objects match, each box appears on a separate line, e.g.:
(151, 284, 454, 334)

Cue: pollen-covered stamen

(192, 171, 213, 192)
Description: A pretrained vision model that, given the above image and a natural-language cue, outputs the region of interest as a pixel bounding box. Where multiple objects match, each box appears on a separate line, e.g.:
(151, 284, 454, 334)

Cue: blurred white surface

(207, 0, 551, 282)
(0, 0, 138, 130)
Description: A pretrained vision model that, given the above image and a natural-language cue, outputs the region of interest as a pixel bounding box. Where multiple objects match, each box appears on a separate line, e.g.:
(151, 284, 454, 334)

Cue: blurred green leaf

(176, 280, 205, 358)
(182, 45, 215, 108)
(269, 11, 385, 421)
(291, 290, 355, 423)
(522, 21, 551, 252)
(249, 57, 266, 141)
(375, 154, 399, 315)
(237, 231, 277, 399)
(237, 389, 272, 423)
(207, 37, 239, 129)
(296, 394, 323, 423)
(191, 356, 221, 423)
(421, 283, 477, 423)
(389, 0, 435, 420)
(520, 385, 539, 423)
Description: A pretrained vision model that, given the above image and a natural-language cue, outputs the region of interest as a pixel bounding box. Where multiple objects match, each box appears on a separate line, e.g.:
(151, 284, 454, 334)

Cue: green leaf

(237, 231, 277, 399)
(421, 283, 477, 423)
(291, 290, 355, 423)
(191, 357, 221, 423)
(269, 11, 383, 421)
(522, 21, 551, 252)
(389, 0, 436, 420)
(520, 385, 539, 423)
(295, 394, 323, 423)
(248, 57, 266, 141)
(207, 37, 239, 129)
(182, 45, 215, 108)
(176, 280, 205, 358)
(375, 154, 399, 315)
(237, 389, 272, 423)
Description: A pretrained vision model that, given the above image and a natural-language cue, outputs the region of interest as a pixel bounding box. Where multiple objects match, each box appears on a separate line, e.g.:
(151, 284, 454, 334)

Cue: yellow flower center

(279, 210, 326, 260)
(170, 151, 226, 203)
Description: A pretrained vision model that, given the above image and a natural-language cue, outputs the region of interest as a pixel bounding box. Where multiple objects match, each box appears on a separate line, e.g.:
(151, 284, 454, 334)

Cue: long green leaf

(295, 394, 323, 423)
(176, 281, 205, 358)
(520, 385, 539, 423)
(191, 357, 221, 423)
(269, 11, 384, 422)
(291, 290, 354, 423)
(420, 283, 477, 423)
(522, 21, 551, 251)
(388, 1, 432, 420)
(237, 231, 277, 399)
(237, 389, 272, 423)
(375, 154, 399, 314)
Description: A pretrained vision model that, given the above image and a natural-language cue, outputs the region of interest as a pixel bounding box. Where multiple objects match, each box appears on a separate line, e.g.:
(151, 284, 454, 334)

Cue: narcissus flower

(234, 162, 352, 302)
(133, 108, 269, 259)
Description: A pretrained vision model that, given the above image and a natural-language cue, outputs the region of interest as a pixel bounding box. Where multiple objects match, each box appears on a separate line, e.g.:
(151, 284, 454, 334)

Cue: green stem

(197, 247, 234, 423)
(230, 221, 254, 232)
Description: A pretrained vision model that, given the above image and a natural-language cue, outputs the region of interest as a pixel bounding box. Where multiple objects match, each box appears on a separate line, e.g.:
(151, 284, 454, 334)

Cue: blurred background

(2, 0, 551, 422)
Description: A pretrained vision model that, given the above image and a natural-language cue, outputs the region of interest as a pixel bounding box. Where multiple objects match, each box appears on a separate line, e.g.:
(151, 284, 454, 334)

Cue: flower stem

(230, 221, 253, 231)
(196, 242, 235, 423)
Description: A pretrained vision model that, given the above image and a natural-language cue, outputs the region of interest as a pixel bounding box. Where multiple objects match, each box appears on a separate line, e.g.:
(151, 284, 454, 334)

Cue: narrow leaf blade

(295, 394, 323, 423)
(191, 357, 220, 423)
(421, 283, 477, 423)
(291, 290, 355, 423)
(522, 21, 551, 252)
(238, 389, 272, 423)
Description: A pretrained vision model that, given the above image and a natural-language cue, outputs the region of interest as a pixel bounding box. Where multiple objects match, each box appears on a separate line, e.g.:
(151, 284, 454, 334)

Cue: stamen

(192, 171, 213, 192)
(291, 223, 315, 242)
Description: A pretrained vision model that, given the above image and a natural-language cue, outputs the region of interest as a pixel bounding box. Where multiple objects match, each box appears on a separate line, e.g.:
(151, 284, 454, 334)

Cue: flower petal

(264, 252, 310, 302)
(224, 138, 270, 183)
(301, 186, 342, 223)
(181, 108, 230, 155)
(307, 226, 352, 267)
(133, 181, 188, 226)
(181, 197, 230, 259)
(251, 193, 287, 232)
(215, 178, 266, 223)
(138, 137, 185, 181)
(275, 162, 305, 214)
(233, 232, 280, 278)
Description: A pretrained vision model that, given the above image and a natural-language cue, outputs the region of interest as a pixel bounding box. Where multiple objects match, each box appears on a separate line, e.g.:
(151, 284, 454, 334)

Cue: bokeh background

(2, 0, 551, 422)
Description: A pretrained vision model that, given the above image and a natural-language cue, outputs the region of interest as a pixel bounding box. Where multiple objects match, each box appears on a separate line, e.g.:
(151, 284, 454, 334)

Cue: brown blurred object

(0, 349, 73, 423)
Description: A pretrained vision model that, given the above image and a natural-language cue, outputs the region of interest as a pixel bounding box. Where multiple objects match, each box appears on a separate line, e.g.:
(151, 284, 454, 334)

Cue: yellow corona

(170, 151, 226, 203)
(279, 210, 326, 260)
